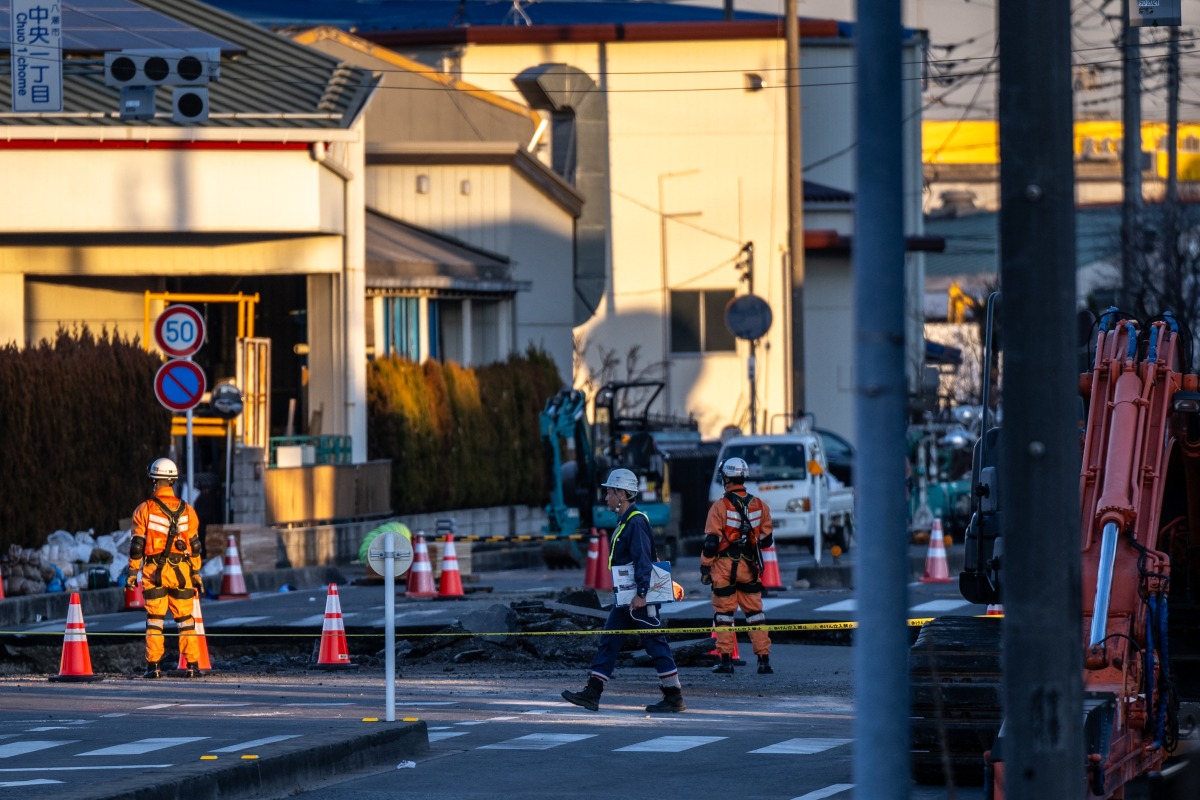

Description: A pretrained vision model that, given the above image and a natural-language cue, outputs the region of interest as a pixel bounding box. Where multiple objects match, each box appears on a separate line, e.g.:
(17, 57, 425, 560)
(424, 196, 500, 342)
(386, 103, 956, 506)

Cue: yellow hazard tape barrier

(0, 617, 951, 640)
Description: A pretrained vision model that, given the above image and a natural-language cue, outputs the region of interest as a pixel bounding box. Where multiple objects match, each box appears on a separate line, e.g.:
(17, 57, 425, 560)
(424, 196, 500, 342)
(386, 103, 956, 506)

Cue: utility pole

(998, 0, 1084, 796)
(786, 0, 804, 415)
(1121, 2, 1142, 312)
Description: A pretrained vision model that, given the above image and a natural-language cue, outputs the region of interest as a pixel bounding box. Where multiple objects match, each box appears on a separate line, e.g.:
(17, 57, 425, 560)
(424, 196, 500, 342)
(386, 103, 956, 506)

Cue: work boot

(757, 654, 774, 674)
(143, 661, 162, 680)
(711, 653, 735, 674)
(645, 686, 686, 713)
(179, 661, 200, 679)
(561, 677, 604, 711)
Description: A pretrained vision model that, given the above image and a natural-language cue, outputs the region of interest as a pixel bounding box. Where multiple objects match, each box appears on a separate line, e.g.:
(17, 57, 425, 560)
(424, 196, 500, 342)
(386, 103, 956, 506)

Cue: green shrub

(0, 327, 171, 549)
(368, 347, 562, 514)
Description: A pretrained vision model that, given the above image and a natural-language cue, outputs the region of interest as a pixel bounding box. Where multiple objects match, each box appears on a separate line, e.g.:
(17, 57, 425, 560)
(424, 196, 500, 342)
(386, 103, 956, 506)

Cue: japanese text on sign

(9, 0, 63, 113)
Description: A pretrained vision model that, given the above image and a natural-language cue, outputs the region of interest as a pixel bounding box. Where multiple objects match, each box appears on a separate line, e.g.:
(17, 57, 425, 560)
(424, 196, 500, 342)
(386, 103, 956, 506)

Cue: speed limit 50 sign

(154, 304, 206, 359)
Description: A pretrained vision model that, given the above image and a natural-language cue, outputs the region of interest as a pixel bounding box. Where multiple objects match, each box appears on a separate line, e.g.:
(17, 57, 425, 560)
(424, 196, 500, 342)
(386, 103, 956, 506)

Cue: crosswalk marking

(814, 599, 857, 612)
(212, 616, 271, 626)
(910, 599, 969, 612)
(429, 732, 470, 742)
(480, 733, 596, 750)
(0, 741, 76, 758)
(209, 736, 300, 753)
(750, 738, 852, 755)
(0, 764, 171, 772)
(78, 737, 208, 756)
(615, 736, 726, 753)
(0, 779, 63, 786)
(790, 785, 855, 799)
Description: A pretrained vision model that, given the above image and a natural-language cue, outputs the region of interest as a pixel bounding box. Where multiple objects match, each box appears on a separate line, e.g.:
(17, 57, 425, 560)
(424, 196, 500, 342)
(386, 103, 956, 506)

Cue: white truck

(709, 427, 855, 564)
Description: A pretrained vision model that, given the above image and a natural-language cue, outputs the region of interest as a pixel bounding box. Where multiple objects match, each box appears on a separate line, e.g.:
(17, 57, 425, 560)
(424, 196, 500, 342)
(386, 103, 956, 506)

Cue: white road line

(0, 741, 77, 758)
(211, 616, 271, 626)
(178, 703, 250, 708)
(790, 784, 855, 800)
(615, 736, 726, 753)
(0, 764, 171, 772)
(429, 732, 470, 742)
(0, 779, 62, 786)
(814, 599, 857, 612)
(909, 599, 970, 612)
(26, 727, 76, 732)
(479, 733, 596, 750)
(138, 704, 178, 710)
(750, 738, 853, 755)
(209, 735, 300, 753)
(285, 703, 357, 707)
(78, 737, 208, 756)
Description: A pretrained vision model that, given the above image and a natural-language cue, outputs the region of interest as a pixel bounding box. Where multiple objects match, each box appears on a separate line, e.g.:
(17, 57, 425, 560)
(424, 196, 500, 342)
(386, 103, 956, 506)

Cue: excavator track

(909, 614, 1003, 786)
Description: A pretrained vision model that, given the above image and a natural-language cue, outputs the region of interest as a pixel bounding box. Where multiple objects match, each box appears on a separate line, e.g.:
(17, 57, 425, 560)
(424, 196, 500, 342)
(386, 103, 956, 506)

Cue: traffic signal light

(104, 49, 219, 124)
(104, 49, 220, 87)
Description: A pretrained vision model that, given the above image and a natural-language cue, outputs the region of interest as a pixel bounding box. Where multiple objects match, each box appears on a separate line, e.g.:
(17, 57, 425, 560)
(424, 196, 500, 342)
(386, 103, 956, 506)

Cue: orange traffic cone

(124, 571, 144, 611)
(706, 626, 745, 664)
(920, 519, 954, 583)
(404, 533, 438, 598)
(986, 604, 1004, 616)
(218, 534, 250, 599)
(0, 561, 6, 600)
(593, 531, 613, 591)
(436, 534, 465, 599)
(178, 595, 213, 672)
(312, 584, 356, 669)
(49, 593, 103, 683)
(760, 544, 784, 591)
(583, 529, 599, 588)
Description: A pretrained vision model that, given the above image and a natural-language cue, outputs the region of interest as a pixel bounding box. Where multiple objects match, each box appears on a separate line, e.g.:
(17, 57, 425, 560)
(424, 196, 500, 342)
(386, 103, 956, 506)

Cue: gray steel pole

(384, 531, 396, 722)
(786, 0, 804, 413)
(997, 0, 1084, 797)
(1121, 3, 1142, 311)
(852, 2, 910, 798)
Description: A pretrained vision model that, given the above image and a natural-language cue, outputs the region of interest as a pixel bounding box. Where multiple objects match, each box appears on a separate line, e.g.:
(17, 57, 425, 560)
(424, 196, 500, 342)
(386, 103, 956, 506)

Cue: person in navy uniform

(561, 468, 686, 713)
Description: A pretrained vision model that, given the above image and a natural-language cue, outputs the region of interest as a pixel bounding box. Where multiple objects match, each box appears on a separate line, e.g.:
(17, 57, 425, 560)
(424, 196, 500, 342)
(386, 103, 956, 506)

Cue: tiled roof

(0, 0, 375, 129)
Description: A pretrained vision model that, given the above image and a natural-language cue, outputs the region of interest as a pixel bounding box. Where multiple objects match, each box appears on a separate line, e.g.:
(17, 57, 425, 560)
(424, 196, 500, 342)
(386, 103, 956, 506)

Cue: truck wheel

(832, 521, 855, 553)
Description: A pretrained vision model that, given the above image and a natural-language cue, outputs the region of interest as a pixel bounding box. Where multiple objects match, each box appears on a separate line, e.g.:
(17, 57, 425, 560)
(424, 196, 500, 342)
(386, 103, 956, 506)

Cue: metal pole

(786, 0, 804, 413)
(384, 531, 396, 722)
(186, 407, 195, 505)
(853, 1, 910, 797)
(998, 0, 1084, 796)
(1121, 2, 1142, 311)
(224, 422, 233, 524)
(749, 342, 757, 435)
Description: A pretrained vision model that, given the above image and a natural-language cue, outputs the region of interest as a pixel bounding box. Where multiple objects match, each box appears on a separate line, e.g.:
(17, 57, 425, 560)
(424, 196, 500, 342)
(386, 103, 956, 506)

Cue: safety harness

(144, 497, 193, 600)
(713, 491, 763, 596)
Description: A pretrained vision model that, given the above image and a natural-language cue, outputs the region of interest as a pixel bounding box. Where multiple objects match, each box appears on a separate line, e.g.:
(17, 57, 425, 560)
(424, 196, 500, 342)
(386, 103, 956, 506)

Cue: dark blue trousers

(589, 604, 679, 681)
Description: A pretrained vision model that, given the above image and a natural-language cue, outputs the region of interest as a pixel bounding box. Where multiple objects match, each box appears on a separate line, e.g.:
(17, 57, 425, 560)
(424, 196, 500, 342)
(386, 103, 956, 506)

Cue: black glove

(192, 575, 204, 593)
(124, 573, 138, 591)
(700, 566, 712, 586)
(759, 533, 774, 551)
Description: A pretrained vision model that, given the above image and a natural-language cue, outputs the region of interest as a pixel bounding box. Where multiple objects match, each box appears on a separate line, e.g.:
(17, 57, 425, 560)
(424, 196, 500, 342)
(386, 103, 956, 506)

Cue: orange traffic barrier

(0, 560, 5, 600)
(312, 584, 356, 669)
(436, 534, 465, 599)
(404, 533, 437, 598)
(583, 529, 600, 588)
(124, 571, 144, 611)
(178, 595, 213, 671)
(49, 593, 103, 683)
(920, 519, 954, 584)
(760, 544, 784, 591)
(593, 531, 613, 591)
(218, 534, 250, 599)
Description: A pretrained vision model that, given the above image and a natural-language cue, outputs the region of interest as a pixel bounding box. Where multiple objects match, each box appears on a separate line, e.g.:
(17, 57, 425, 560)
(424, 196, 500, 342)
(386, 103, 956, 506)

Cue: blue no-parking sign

(154, 359, 206, 412)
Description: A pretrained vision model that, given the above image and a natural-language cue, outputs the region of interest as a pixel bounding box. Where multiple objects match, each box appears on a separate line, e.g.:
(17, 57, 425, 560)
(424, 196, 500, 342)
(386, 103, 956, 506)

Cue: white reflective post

(384, 531, 396, 722)
(186, 408, 195, 504)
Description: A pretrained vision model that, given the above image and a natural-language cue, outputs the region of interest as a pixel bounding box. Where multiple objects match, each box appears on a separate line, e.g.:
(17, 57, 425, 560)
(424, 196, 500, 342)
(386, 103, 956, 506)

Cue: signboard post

(368, 533, 414, 721)
(153, 305, 206, 504)
(9, 0, 63, 113)
(725, 293, 773, 434)
(211, 383, 245, 524)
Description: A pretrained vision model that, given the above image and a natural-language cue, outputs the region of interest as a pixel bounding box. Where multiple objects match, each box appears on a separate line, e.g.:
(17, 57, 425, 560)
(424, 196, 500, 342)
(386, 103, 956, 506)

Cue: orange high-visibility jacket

(704, 488, 773, 554)
(129, 486, 201, 573)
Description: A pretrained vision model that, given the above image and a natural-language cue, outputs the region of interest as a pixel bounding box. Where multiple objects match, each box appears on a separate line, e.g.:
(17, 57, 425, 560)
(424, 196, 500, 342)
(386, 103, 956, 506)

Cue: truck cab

(710, 428, 855, 563)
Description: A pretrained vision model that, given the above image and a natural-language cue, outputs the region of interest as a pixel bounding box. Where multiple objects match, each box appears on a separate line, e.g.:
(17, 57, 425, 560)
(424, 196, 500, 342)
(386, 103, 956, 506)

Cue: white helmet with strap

(601, 468, 639, 494)
(719, 457, 749, 482)
(148, 458, 179, 482)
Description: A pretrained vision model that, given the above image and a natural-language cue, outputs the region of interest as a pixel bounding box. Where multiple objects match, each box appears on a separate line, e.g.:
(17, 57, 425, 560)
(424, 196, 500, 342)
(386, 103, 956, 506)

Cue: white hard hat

(148, 458, 179, 481)
(720, 457, 750, 482)
(601, 468, 639, 494)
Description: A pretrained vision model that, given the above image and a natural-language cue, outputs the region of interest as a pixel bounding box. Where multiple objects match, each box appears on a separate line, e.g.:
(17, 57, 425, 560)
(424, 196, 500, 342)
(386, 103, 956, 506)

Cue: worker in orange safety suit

(126, 458, 203, 679)
(701, 456, 775, 675)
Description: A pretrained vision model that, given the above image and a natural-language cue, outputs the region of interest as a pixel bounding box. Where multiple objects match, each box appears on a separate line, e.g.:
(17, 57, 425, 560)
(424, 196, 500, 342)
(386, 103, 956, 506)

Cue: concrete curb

(88, 721, 428, 800)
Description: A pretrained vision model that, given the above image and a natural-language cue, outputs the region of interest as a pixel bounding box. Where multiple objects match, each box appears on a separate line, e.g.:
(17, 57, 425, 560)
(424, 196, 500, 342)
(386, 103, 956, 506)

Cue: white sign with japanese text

(10, 0, 62, 113)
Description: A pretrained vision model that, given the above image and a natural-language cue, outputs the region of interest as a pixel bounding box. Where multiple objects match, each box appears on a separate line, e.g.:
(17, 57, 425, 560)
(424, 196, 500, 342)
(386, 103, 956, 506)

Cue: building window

(383, 297, 421, 360)
(670, 289, 736, 354)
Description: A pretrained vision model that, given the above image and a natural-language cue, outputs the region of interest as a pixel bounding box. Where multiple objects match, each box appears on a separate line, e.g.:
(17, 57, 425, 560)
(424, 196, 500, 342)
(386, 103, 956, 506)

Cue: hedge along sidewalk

(0, 565, 347, 628)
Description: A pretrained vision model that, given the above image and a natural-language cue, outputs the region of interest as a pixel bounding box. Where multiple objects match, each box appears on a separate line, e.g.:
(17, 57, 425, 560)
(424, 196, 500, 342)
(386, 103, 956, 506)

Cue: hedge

(0, 327, 171, 549)
(367, 347, 562, 514)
